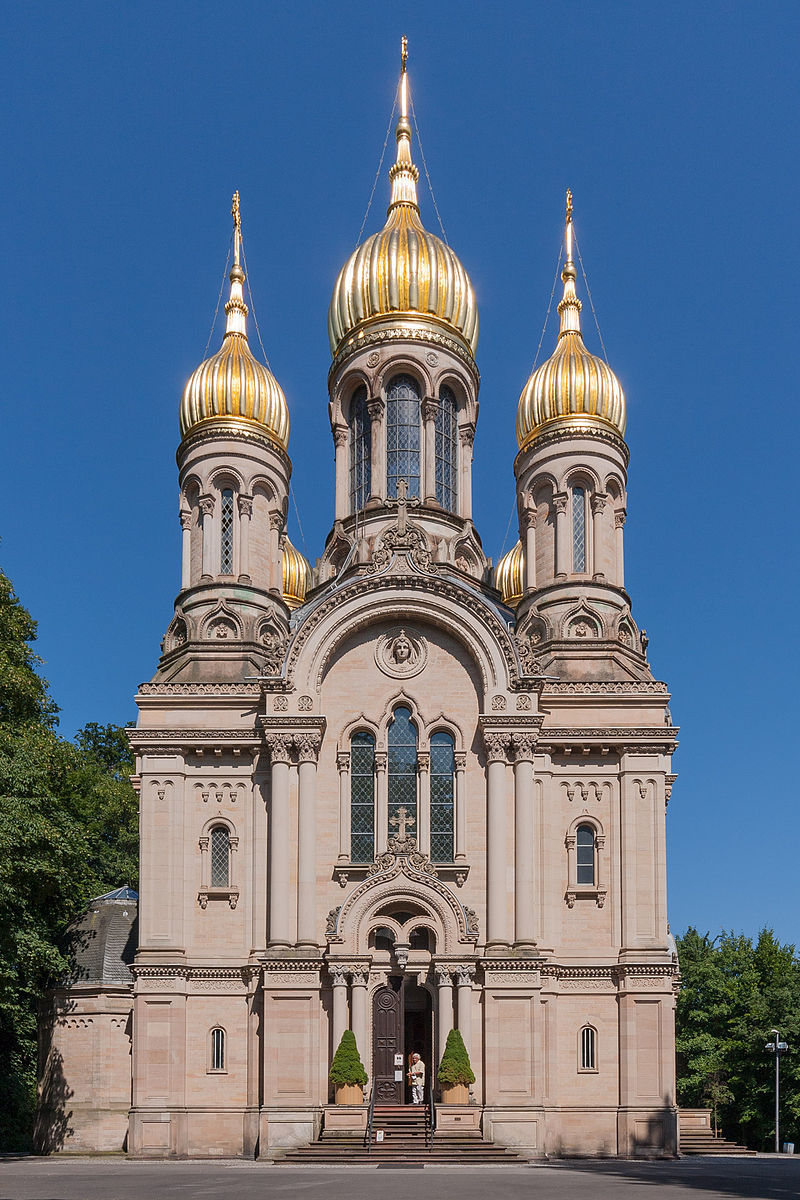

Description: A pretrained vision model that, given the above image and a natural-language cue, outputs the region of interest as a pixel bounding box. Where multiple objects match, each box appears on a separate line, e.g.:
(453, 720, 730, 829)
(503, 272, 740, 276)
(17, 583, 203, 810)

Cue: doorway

(371, 977, 433, 1105)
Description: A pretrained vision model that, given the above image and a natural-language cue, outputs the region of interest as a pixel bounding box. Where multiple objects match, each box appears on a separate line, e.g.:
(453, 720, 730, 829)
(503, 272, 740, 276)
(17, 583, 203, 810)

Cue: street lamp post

(764, 1029, 789, 1153)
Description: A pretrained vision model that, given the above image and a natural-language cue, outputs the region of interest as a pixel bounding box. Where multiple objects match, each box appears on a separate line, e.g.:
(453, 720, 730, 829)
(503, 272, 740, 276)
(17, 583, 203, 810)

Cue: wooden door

(372, 983, 403, 1103)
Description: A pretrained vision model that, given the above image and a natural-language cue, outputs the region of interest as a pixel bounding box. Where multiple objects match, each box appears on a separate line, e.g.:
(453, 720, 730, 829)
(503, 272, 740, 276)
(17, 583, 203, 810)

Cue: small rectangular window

(211, 1027, 225, 1072)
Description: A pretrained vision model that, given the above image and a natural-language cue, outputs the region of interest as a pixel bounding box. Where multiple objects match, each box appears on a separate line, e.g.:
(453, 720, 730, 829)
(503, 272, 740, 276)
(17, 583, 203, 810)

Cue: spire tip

(401, 35, 408, 73)
(565, 188, 573, 225)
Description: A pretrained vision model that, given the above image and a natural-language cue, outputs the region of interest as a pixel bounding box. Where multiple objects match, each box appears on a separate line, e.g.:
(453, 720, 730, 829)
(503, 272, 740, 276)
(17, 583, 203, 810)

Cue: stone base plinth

(323, 1104, 368, 1134)
(436, 1104, 481, 1132)
(258, 1107, 321, 1157)
(482, 1106, 543, 1159)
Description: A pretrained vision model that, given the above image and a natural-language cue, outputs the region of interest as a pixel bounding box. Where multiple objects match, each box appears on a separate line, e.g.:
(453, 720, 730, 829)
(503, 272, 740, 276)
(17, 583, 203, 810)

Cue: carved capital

(422, 397, 440, 423)
(270, 511, 284, 532)
(483, 732, 511, 763)
(199, 494, 215, 518)
(614, 508, 627, 529)
(665, 774, 677, 807)
(521, 507, 537, 532)
(367, 397, 384, 422)
(329, 964, 349, 986)
(416, 750, 430, 774)
(348, 967, 369, 988)
(374, 750, 387, 774)
(237, 494, 253, 517)
(590, 491, 608, 515)
(552, 492, 568, 516)
(199, 836, 209, 852)
(512, 733, 537, 762)
(296, 733, 322, 763)
(454, 752, 466, 772)
(336, 751, 350, 774)
(333, 425, 348, 448)
(435, 965, 454, 987)
(179, 509, 193, 531)
(265, 732, 293, 764)
(458, 424, 475, 448)
(456, 963, 476, 986)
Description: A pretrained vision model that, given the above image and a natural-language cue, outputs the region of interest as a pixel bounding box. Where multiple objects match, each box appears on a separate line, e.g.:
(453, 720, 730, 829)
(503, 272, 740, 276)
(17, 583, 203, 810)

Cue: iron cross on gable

(385, 479, 419, 535)
(390, 806, 415, 840)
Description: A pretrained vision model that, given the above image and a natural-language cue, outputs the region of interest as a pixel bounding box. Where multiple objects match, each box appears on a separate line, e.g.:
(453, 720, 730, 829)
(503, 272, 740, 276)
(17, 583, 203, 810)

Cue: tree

(437, 1028, 475, 1086)
(329, 1030, 368, 1086)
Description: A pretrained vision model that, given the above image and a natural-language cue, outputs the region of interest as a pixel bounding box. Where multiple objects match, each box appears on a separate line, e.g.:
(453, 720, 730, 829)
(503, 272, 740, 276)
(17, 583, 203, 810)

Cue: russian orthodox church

(38, 47, 679, 1159)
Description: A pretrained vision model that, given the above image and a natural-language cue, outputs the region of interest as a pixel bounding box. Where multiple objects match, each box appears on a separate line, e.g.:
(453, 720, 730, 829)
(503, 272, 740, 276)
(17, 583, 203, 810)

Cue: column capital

(336, 751, 350, 773)
(416, 750, 430, 773)
(179, 508, 193, 531)
(237, 493, 254, 517)
(590, 491, 608, 515)
(483, 731, 512, 763)
(270, 510, 284, 532)
(333, 424, 348, 448)
(329, 964, 349, 986)
(296, 733, 322, 763)
(455, 963, 477, 986)
(512, 733, 537, 762)
(521, 507, 537, 531)
(458, 424, 475, 448)
(374, 750, 387, 774)
(265, 733, 293, 764)
(348, 966, 369, 987)
(422, 396, 440, 422)
(199, 494, 215, 517)
(367, 396, 384, 421)
(454, 751, 467, 771)
(614, 507, 627, 529)
(435, 964, 454, 986)
(552, 491, 568, 515)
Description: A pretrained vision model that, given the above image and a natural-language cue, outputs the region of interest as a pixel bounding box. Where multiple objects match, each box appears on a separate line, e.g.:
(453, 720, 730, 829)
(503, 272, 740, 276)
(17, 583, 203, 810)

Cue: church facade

(42, 52, 679, 1159)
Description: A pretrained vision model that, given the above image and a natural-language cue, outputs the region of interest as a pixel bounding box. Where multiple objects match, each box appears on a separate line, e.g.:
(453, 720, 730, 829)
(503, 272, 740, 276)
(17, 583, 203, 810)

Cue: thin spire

(557, 187, 582, 337)
(388, 35, 420, 212)
(225, 190, 248, 337)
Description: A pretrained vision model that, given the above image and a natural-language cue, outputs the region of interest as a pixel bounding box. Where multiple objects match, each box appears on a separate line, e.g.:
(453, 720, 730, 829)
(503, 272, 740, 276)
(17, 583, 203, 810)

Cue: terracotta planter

(334, 1083, 363, 1105)
(440, 1082, 469, 1104)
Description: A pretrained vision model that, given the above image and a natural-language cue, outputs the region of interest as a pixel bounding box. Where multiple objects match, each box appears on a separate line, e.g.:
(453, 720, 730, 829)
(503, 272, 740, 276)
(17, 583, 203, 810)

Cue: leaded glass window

(388, 706, 418, 843)
(576, 824, 595, 885)
(349, 386, 371, 513)
(220, 488, 234, 574)
(211, 1027, 225, 1071)
(572, 486, 586, 572)
(210, 825, 230, 887)
(580, 1025, 596, 1071)
(430, 731, 455, 862)
(350, 731, 375, 863)
(435, 386, 458, 512)
(386, 374, 421, 499)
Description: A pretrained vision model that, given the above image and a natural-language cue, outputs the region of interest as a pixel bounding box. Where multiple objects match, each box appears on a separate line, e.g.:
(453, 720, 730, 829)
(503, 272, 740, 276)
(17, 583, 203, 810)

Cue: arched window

(409, 927, 434, 952)
(349, 386, 371, 512)
(579, 1025, 597, 1071)
(576, 825, 595, 885)
(220, 488, 234, 575)
(430, 731, 455, 862)
(210, 826, 230, 887)
(571, 486, 586, 572)
(350, 731, 375, 863)
(210, 1027, 226, 1072)
(435, 386, 459, 511)
(386, 375, 421, 499)
(388, 707, 418, 841)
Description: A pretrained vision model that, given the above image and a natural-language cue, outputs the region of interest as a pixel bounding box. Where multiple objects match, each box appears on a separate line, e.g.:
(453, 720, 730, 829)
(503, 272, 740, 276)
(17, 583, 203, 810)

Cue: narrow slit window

(211, 1027, 225, 1071)
(350, 731, 375, 863)
(580, 1025, 596, 1071)
(220, 488, 234, 574)
(349, 386, 371, 512)
(210, 826, 230, 887)
(435, 386, 458, 512)
(430, 731, 455, 862)
(576, 824, 595, 885)
(572, 486, 586, 572)
(386, 375, 421, 499)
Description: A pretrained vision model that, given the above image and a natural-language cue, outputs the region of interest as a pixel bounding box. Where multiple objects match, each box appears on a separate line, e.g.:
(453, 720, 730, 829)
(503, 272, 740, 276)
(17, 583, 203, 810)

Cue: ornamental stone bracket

(565, 887, 608, 910)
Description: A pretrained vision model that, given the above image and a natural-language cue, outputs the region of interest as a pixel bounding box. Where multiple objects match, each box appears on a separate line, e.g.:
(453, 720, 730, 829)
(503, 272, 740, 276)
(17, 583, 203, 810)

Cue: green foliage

(676, 927, 800, 1151)
(0, 567, 139, 1151)
(437, 1028, 475, 1086)
(329, 1030, 368, 1086)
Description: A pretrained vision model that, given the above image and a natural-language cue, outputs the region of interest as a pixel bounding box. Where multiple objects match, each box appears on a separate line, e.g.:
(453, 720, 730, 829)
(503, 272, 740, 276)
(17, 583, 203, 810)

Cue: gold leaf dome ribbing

(328, 46, 478, 360)
(180, 194, 290, 450)
(495, 540, 524, 608)
(282, 536, 311, 610)
(516, 193, 625, 450)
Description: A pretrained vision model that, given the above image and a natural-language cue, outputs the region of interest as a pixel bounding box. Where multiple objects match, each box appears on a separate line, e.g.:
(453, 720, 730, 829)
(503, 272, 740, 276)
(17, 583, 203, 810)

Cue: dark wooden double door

(372, 978, 432, 1104)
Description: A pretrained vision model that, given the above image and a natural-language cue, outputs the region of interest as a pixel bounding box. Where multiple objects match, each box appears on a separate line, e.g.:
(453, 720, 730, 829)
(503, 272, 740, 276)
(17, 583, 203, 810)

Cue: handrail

(364, 1085, 376, 1152)
(427, 1081, 434, 1150)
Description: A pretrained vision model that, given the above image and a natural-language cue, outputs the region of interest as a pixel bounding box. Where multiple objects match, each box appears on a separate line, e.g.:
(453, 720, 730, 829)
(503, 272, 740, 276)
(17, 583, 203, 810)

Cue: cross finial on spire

(232, 190, 241, 232)
(565, 188, 573, 225)
(401, 35, 408, 73)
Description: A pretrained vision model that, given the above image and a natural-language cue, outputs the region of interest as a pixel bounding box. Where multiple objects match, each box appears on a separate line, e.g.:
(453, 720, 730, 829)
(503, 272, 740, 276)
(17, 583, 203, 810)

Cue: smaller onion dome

(282, 536, 311, 610)
(516, 191, 625, 450)
(180, 193, 290, 450)
(496, 540, 524, 607)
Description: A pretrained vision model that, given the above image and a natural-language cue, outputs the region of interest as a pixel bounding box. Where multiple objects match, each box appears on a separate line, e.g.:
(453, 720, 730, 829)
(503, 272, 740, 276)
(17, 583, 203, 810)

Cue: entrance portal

(371, 977, 433, 1105)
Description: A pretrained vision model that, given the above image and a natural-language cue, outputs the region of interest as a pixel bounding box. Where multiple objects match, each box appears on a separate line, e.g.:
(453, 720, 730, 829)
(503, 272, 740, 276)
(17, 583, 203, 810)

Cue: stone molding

(329, 323, 480, 385)
(541, 681, 669, 695)
(514, 421, 630, 468)
(137, 682, 263, 696)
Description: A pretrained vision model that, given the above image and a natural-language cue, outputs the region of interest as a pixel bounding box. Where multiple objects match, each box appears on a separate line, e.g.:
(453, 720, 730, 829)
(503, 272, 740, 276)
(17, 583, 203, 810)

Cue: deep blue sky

(2, 3, 798, 946)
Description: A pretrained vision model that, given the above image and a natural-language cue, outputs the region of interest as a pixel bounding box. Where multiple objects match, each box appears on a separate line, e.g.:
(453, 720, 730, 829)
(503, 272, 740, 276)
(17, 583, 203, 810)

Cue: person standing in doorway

(408, 1053, 425, 1104)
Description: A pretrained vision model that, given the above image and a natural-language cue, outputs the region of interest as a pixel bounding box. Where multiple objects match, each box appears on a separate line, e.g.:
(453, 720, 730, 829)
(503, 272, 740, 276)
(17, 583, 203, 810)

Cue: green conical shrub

(438, 1029, 475, 1086)
(329, 1030, 368, 1086)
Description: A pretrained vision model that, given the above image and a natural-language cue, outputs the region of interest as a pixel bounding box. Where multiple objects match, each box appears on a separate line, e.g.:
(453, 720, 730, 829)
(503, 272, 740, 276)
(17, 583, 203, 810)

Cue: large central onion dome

(328, 51, 478, 360)
(516, 193, 625, 450)
(180, 194, 290, 450)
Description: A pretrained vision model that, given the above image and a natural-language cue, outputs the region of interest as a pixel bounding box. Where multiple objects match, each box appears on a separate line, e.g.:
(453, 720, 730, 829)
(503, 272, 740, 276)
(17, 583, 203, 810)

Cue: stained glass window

(386, 375, 421, 499)
(210, 825, 230, 887)
(435, 386, 458, 512)
(430, 731, 455, 862)
(220, 488, 234, 574)
(388, 707, 418, 843)
(572, 486, 586, 572)
(349, 386, 371, 513)
(580, 1026, 596, 1070)
(211, 1027, 225, 1071)
(350, 732, 375, 863)
(576, 824, 595, 885)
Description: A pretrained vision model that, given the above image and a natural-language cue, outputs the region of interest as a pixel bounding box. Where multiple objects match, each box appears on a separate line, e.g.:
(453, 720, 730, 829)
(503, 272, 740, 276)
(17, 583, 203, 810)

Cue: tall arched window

(435, 386, 458, 512)
(430, 731, 455, 862)
(349, 386, 371, 512)
(220, 488, 234, 574)
(576, 825, 595, 885)
(388, 707, 418, 840)
(350, 731, 375, 863)
(571, 486, 586, 572)
(210, 1027, 226, 1072)
(386, 375, 421, 499)
(579, 1025, 597, 1071)
(210, 826, 230, 887)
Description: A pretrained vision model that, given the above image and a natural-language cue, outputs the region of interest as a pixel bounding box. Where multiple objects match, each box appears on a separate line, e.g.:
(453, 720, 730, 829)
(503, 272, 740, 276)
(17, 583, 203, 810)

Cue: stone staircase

(678, 1108, 755, 1156)
(277, 1104, 527, 1165)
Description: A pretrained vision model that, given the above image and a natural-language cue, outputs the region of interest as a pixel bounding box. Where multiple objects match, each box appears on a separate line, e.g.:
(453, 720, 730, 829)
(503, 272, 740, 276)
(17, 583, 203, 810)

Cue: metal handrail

(364, 1085, 376, 1152)
(427, 1081, 434, 1150)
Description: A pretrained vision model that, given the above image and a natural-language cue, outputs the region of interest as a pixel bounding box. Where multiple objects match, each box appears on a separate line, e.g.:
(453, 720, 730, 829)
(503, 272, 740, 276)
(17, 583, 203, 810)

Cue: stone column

(266, 734, 293, 948)
(367, 398, 385, 503)
(454, 752, 467, 861)
(296, 734, 322, 949)
(199, 494, 215, 579)
(513, 734, 537, 949)
(456, 964, 476, 1058)
(484, 732, 511, 949)
(436, 966, 454, 1061)
(459, 426, 475, 521)
(333, 426, 348, 521)
(422, 398, 439, 505)
(522, 508, 537, 593)
(349, 967, 369, 1067)
(614, 508, 627, 588)
(179, 508, 192, 590)
(375, 750, 388, 854)
(237, 494, 253, 582)
(591, 492, 607, 581)
(552, 492, 568, 580)
(269, 512, 283, 596)
(331, 966, 349, 1052)
(337, 751, 350, 862)
(417, 749, 430, 857)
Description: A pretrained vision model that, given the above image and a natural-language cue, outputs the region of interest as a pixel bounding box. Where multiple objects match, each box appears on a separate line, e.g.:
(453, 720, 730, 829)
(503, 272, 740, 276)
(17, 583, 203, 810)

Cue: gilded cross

(401, 35, 408, 73)
(386, 478, 419, 535)
(390, 806, 415, 840)
(232, 190, 241, 231)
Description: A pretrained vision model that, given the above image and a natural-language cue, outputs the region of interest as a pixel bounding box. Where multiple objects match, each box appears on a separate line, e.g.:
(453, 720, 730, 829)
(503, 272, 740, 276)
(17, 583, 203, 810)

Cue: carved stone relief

(375, 628, 428, 679)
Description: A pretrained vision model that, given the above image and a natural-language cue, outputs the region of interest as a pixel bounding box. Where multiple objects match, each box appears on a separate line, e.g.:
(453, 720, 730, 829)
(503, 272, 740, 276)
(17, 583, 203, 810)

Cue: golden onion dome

(328, 44, 478, 360)
(496, 540, 524, 608)
(516, 191, 625, 450)
(180, 193, 290, 450)
(282, 536, 311, 610)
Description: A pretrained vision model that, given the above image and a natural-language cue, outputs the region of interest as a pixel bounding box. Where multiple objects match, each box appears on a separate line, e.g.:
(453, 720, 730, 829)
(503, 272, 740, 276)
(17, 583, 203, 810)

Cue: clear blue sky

(2, 3, 798, 946)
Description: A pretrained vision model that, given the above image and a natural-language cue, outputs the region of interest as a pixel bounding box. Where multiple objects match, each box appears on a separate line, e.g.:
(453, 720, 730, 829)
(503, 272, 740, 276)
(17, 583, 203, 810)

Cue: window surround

(198, 818, 239, 910)
(565, 818, 606, 909)
(578, 1024, 598, 1073)
(209, 1026, 227, 1074)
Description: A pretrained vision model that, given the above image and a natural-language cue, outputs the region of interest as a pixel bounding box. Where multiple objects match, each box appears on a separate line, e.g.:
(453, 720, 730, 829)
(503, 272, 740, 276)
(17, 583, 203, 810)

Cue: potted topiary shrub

(438, 1029, 475, 1104)
(329, 1030, 368, 1104)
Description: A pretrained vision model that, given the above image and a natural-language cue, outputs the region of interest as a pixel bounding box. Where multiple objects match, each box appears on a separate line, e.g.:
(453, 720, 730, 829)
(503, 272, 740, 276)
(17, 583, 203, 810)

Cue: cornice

(541, 681, 669, 696)
(177, 423, 291, 466)
(329, 320, 480, 386)
(514, 422, 630, 470)
(539, 726, 678, 753)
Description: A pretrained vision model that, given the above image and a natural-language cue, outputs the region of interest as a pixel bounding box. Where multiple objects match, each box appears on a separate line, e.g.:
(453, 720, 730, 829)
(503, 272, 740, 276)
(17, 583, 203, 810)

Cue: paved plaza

(1, 1157, 799, 1200)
